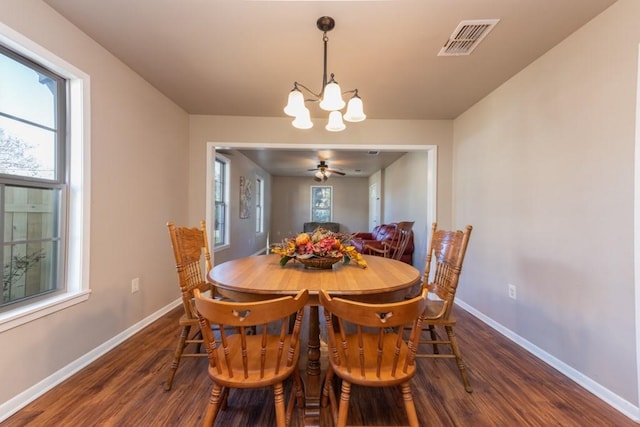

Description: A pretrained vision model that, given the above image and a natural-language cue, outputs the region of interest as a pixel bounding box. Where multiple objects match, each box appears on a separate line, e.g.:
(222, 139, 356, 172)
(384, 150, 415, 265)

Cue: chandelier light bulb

(284, 87, 305, 117)
(325, 111, 346, 132)
(344, 93, 366, 122)
(319, 78, 345, 111)
(292, 107, 313, 129)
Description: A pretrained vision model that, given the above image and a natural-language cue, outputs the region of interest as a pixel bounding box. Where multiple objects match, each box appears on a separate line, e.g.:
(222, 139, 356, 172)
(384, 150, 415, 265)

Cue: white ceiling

(42, 0, 617, 176)
(233, 148, 406, 177)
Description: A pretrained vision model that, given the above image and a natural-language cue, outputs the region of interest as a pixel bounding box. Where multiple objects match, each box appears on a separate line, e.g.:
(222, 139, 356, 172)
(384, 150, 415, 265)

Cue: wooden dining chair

(194, 288, 309, 427)
(320, 289, 428, 427)
(364, 221, 414, 261)
(164, 220, 213, 391)
(415, 222, 473, 392)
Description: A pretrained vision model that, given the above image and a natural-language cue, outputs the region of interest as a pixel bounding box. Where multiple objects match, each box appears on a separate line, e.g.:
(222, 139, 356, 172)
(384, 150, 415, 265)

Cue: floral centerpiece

(273, 228, 367, 269)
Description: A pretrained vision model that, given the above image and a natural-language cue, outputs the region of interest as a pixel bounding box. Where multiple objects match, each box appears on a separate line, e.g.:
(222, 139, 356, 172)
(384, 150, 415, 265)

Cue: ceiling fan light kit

(284, 16, 366, 132)
(309, 160, 345, 181)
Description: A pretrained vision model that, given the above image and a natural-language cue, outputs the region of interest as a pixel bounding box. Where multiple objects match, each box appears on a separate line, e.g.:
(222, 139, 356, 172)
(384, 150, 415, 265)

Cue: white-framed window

(0, 25, 91, 332)
(213, 155, 230, 248)
(311, 186, 332, 222)
(255, 177, 264, 234)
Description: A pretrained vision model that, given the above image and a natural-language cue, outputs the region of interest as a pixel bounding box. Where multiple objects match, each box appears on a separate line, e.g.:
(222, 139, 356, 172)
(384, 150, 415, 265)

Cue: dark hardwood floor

(3, 305, 636, 426)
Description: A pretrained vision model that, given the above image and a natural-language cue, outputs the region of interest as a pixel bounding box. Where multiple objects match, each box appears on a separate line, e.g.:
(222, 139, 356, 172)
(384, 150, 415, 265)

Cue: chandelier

(284, 16, 366, 132)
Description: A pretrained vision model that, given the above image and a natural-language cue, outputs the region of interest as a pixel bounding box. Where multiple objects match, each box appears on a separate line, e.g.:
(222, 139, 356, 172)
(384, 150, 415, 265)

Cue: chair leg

(165, 325, 190, 391)
(322, 366, 339, 425)
(321, 366, 334, 408)
(203, 384, 224, 427)
(194, 329, 203, 353)
(293, 369, 305, 409)
(428, 324, 440, 354)
(286, 370, 305, 426)
(337, 380, 352, 427)
(400, 383, 419, 427)
(273, 382, 286, 427)
(445, 325, 473, 393)
(220, 386, 229, 411)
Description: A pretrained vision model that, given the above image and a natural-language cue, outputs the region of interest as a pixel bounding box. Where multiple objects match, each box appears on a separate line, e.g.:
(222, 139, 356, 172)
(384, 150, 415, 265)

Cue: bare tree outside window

(0, 128, 41, 176)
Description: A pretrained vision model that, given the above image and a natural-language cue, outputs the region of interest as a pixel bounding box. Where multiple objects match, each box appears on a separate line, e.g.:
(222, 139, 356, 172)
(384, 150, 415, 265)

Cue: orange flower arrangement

(273, 228, 367, 268)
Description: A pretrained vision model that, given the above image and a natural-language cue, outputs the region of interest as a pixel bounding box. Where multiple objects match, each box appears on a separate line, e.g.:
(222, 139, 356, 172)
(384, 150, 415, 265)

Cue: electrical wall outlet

(508, 283, 516, 300)
(131, 277, 140, 293)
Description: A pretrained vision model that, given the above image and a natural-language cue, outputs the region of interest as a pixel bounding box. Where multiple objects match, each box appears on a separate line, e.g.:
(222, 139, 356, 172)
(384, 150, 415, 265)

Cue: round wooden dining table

(208, 253, 421, 423)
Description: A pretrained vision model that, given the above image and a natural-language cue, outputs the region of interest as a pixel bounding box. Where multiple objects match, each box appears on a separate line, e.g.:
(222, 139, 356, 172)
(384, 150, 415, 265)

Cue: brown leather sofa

(350, 223, 414, 264)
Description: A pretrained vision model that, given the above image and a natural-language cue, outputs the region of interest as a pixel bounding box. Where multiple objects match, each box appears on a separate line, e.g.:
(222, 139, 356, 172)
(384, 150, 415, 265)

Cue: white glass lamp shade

(292, 107, 313, 129)
(315, 171, 323, 179)
(319, 81, 345, 111)
(284, 88, 306, 117)
(344, 95, 366, 122)
(325, 111, 346, 132)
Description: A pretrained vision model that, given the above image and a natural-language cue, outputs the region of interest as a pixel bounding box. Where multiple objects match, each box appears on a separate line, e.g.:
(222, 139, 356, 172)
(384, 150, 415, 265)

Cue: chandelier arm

(294, 81, 322, 101)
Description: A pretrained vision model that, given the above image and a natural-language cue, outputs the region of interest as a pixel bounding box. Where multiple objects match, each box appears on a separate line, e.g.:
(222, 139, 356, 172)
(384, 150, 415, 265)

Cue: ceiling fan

(308, 160, 345, 182)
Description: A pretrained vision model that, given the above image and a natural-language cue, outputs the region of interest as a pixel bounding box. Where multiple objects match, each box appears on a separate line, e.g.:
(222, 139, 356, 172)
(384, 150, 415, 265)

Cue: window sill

(0, 290, 91, 333)
(214, 243, 230, 252)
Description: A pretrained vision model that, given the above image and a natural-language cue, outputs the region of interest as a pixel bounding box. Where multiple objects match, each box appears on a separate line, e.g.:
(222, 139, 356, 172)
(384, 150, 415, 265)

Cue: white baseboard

(455, 299, 640, 423)
(0, 298, 181, 422)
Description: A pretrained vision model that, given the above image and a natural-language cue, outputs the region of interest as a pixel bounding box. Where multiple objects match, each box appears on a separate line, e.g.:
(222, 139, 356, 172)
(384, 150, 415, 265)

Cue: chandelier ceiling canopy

(284, 16, 366, 132)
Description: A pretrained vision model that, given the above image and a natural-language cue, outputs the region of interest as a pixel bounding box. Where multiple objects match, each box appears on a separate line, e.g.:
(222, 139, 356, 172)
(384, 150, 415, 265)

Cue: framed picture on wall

(311, 186, 332, 222)
(240, 176, 251, 219)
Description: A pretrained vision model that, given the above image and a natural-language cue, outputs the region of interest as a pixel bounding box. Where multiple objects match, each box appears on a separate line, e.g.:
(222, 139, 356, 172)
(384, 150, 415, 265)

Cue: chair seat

(423, 300, 457, 325)
(179, 313, 200, 327)
(330, 333, 416, 387)
(208, 335, 301, 388)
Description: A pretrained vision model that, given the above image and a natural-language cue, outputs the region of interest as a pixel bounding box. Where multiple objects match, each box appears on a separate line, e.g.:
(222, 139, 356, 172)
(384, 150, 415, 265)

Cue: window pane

(313, 209, 331, 222)
(311, 186, 332, 222)
(214, 202, 225, 245)
(0, 51, 56, 128)
(3, 186, 60, 305)
(214, 160, 224, 202)
(3, 240, 57, 305)
(0, 117, 56, 180)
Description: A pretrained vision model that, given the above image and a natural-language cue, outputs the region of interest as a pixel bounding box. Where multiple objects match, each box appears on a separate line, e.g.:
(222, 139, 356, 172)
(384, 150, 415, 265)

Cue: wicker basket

(298, 256, 342, 269)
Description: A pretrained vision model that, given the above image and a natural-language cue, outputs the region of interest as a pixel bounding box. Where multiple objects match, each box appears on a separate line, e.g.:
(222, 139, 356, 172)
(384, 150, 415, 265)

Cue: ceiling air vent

(438, 19, 499, 56)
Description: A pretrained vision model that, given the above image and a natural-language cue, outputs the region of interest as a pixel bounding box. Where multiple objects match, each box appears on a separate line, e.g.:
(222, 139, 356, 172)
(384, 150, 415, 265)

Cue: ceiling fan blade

(307, 168, 319, 171)
(326, 169, 346, 175)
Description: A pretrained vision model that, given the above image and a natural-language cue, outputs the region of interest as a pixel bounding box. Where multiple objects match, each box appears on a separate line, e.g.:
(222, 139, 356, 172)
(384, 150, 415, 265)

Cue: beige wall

(270, 176, 369, 240)
(0, 0, 189, 407)
(383, 151, 431, 273)
(453, 0, 638, 404)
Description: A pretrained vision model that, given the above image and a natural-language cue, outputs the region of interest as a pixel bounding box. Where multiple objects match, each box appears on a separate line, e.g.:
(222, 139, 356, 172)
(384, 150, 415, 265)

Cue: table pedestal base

(301, 305, 324, 426)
